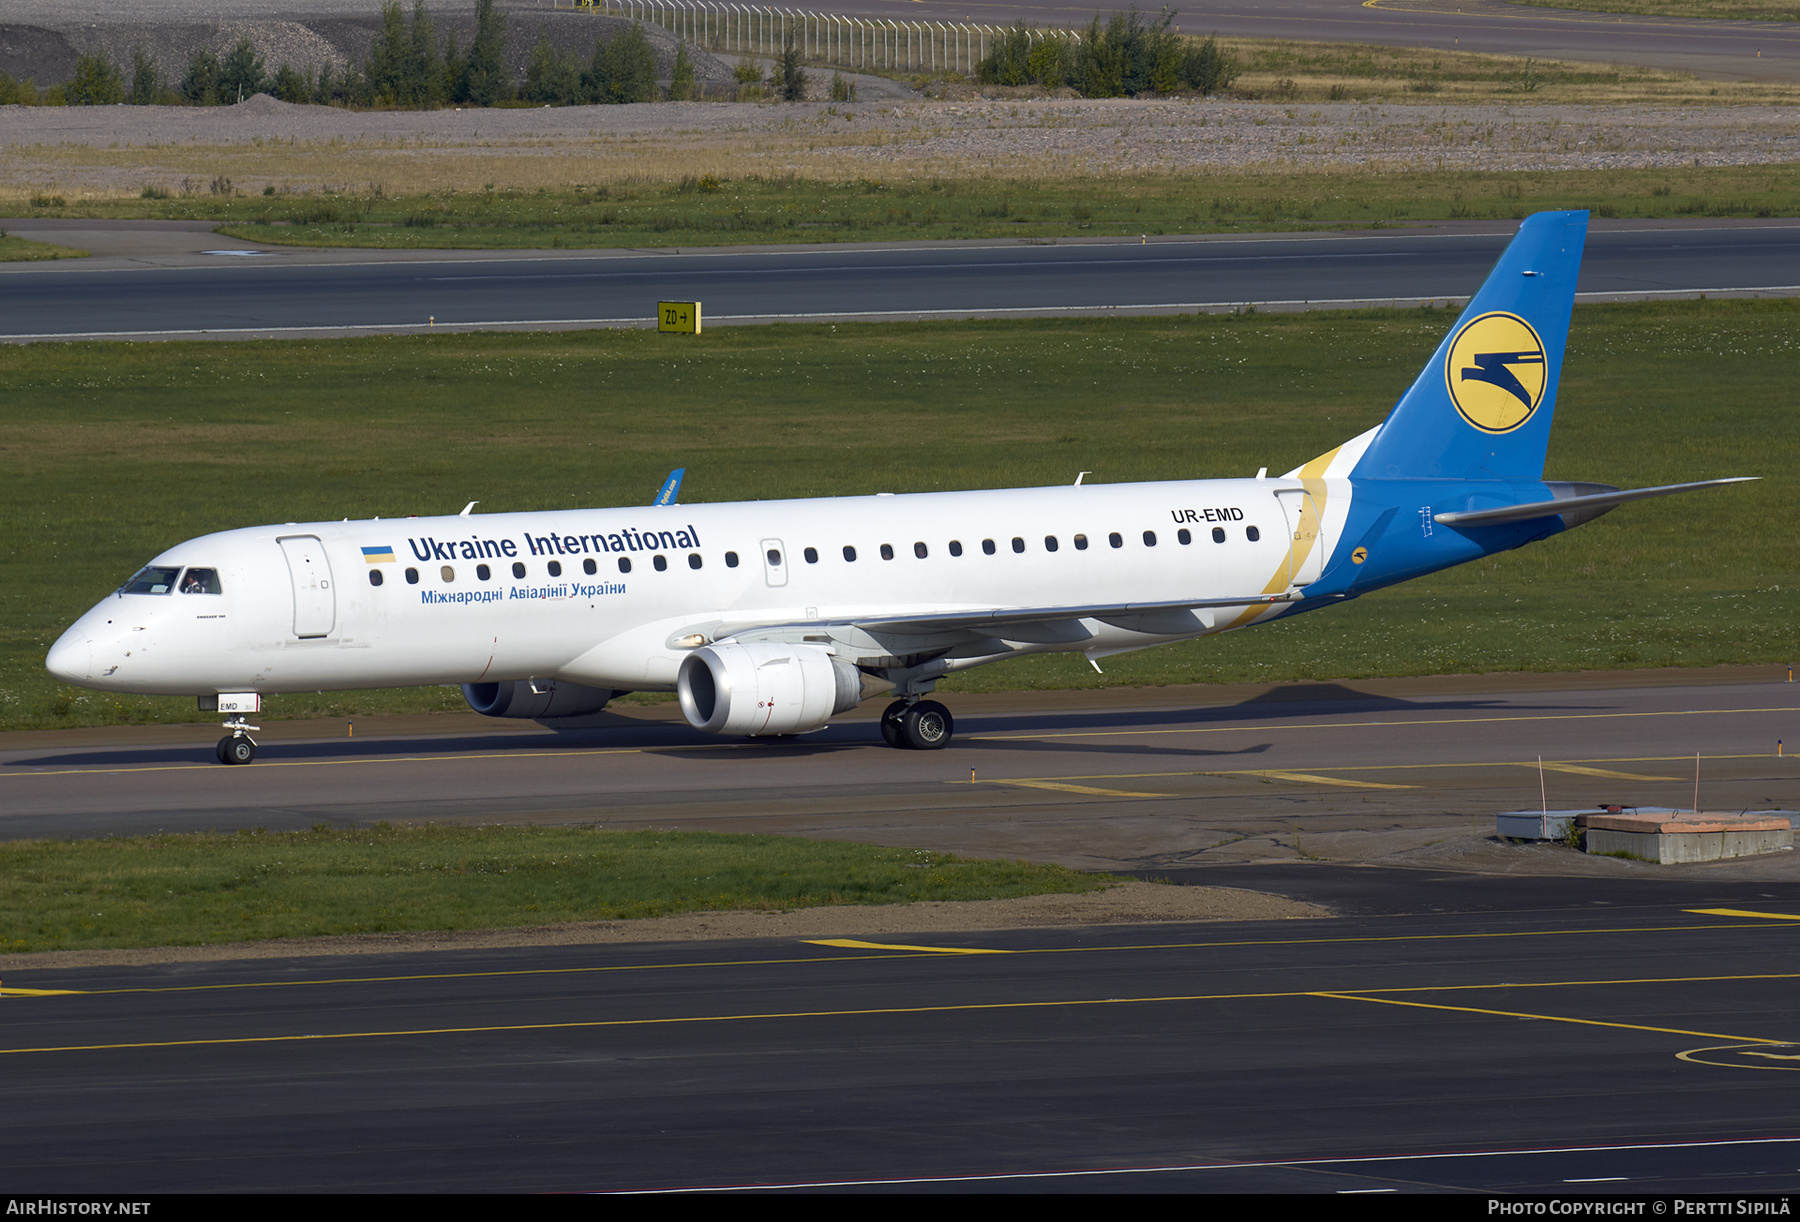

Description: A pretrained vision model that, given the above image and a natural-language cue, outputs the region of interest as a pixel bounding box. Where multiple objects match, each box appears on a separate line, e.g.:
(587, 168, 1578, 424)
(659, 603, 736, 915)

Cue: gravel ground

(3, 4, 739, 93)
(1, 93, 1795, 198)
(4, 0, 1794, 185)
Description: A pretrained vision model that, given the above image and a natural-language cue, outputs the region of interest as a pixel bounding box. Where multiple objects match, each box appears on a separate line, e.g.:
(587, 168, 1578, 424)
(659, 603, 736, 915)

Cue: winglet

(653, 468, 685, 507)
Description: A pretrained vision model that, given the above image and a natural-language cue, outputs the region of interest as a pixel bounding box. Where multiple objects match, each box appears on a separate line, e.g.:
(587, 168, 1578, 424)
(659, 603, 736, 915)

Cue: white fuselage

(48, 476, 1348, 699)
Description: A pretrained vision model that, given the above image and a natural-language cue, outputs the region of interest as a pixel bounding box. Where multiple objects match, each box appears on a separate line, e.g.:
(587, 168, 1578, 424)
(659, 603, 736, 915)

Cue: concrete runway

(2, 218, 1798, 341)
(4, 668, 1796, 872)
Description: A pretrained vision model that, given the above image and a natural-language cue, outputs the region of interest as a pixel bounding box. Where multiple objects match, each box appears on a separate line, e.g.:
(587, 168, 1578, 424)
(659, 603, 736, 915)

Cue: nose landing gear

(216, 718, 258, 765)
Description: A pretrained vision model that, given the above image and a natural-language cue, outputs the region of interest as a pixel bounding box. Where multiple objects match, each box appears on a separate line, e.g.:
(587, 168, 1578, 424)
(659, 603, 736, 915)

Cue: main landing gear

(216, 718, 258, 765)
(879, 698, 954, 750)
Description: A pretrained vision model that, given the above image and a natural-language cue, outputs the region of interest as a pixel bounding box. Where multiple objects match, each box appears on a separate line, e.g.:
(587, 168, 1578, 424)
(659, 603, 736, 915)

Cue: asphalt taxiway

(4, 667, 1795, 873)
(5, 886, 1800, 1192)
(4, 669, 1798, 1191)
(824, 0, 1800, 82)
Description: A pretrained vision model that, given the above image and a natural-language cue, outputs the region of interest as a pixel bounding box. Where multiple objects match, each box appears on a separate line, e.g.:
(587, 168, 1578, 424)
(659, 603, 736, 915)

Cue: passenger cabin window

(948, 541, 963, 557)
(368, 570, 383, 587)
(513, 561, 527, 579)
(1011, 537, 1025, 554)
(804, 547, 819, 564)
(726, 551, 740, 568)
(1044, 536, 1058, 552)
(653, 555, 668, 571)
(548, 561, 562, 578)
(766, 548, 782, 567)
(1247, 526, 1261, 542)
(476, 564, 491, 581)
(688, 554, 702, 570)
(842, 546, 857, 562)
(1212, 527, 1226, 544)
(981, 539, 996, 556)
(440, 565, 455, 582)
(880, 544, 895, 561)
(406, 567, 420, 584)
(180, 568, 220, 594)
(1177, 529, 1192, 545)
(583, 559, 596, 575)
(121, 565, 182, 595)
(618, 557, 632, 574)
(1108, 533, 1123, 549)
(1143, 531, 1157, 547)
(914, 542, 928, 559)
(1074, 534, 1088, 550)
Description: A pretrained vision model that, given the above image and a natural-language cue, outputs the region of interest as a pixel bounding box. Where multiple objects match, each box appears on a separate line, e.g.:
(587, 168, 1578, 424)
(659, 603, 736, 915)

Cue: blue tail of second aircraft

(1350, 210, 1588, 484)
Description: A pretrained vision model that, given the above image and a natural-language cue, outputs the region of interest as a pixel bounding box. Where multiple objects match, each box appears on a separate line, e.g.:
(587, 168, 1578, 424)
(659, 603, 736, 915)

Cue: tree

(461, 0, 510, 105)
(127, 47, 161, 104)
(180, 48, 220, 105)
(668, 42, 695, 101)
(522, 29, 572, 103)
(1064, 9, 1229, 99)
(976, 23, 1030, 86)
(771, 29, 807, 102)
(582, 24, 655, 104)
(272, 63, 310, 104)
(67, 52, 124, 105)
(1178, 37, 1237, 95)
(408, 0, 446, 105)
(218, 38, 268, 102)
(442, 27, 466, 102)
(977, 23, 1072, 89)
(367, 1, 411, 102)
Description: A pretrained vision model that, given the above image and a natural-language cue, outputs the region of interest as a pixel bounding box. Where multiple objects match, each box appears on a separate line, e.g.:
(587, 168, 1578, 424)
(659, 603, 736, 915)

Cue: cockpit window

(120, 565, 182, 595)
(181, 568, 221, 594)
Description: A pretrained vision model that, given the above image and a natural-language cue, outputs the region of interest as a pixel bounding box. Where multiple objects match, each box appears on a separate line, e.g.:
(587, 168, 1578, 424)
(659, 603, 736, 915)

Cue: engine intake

(677, 642, 862, 736)
(462, 679, 616, 720)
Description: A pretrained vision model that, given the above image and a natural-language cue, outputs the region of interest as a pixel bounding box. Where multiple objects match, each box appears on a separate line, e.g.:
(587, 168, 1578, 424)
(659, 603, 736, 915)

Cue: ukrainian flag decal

(362, 546, 396, 564)
(1445, 311, 1548, 435)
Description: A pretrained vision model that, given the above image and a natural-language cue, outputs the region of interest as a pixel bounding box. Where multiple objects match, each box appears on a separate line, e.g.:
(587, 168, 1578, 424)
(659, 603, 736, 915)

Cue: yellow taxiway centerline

(17, 921, 1800, 1000)
(11, 970, 1797, 1057)
(958, 752, 1780, 791)
(804, 939, 1013, 954)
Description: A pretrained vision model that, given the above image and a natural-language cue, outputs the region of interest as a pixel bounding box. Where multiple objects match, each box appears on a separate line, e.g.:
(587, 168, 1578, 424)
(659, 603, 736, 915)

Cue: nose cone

(46, 627, 91, 684)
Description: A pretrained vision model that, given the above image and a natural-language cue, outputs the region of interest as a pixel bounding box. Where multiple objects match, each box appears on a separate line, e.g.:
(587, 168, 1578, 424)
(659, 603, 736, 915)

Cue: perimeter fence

(536, 0, 1079, 76)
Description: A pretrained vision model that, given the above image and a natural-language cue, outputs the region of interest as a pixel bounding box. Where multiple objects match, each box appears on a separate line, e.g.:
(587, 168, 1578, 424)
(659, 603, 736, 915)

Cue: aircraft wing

(715, 591, 1301, 657)
(1433, 477, 1756, 527)
(845, 592, 1299, 637)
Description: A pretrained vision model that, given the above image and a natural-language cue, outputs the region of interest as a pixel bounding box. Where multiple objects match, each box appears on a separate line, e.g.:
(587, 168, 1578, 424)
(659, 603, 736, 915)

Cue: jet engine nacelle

(677, 642, 863, 736)
(462, 679, 616, 719)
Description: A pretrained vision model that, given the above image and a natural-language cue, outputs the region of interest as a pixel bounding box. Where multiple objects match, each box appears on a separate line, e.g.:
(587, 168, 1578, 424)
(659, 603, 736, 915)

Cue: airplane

(46, 210, 1753, 765)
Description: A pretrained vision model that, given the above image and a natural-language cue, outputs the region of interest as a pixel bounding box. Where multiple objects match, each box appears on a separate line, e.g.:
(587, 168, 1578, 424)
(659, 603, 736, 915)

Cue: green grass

(1515, 0, 1799, 20)
(0, 233, 87, 261)
(2, 300, 1793, 730)
(0, 825, 1114, 953)
(10, 166, 1791, 251)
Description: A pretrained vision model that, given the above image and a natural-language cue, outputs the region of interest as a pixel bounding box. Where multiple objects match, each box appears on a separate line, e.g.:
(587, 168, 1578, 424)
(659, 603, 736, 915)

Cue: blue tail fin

(1350, 211, 1588, 482)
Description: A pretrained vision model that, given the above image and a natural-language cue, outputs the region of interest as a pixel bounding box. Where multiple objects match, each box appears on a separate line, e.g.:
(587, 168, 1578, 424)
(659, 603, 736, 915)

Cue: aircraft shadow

(3, 683, 1595, 771)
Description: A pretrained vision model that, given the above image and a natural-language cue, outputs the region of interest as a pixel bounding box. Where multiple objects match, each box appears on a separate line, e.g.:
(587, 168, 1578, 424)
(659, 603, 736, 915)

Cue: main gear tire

(879, 700, 908, 748)
(899, 700, 953, 750)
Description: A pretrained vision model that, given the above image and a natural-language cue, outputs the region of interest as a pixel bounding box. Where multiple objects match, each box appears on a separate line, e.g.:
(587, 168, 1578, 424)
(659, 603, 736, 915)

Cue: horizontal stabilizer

(1433, 477, 1757, 528)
